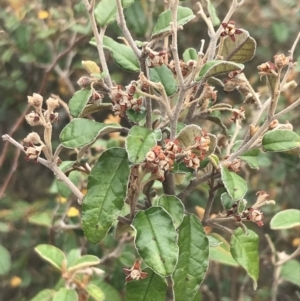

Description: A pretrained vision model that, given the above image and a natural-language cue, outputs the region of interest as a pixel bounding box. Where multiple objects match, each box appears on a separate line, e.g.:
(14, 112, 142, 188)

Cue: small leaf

(132, 207, 179, 276)
(207, 0, 220, 26)
(35, 244, 67, 271)
(127, 108, 147, 123)
(196, 60, 244, 81)
(221, 30, 256, 63)
(66, 249, 81, 269)
(29, 289, 55, 301)
(0, 245, 11, 276)
(28, 212, 52, 228)
(60, 118, 121, 149)
(262, 130, 300, 152)
(177, 124, 203, 150)
(125, 268, 167, 301)
(126, 126, 161, 163)
(220, 165, 247, 201)
(266, 75, 277, 99)
(173, 215, 209, 301)
(230, 228, 259, 290)
(152, 7, 195, 38)
(82, 60, 101, 74)
(280, 260, 300, 288)
(53, 288, 78, 301)
(94, 0, 134, 27)
(80, 103, 112, 118)
(95, 281, 121, 301)
(96, 36, 139, 72)
(183, 48, 198, 62)
(68, 255, 100, 273)
(239, 149, 260, 169)
(82, 148, 129, 244)
(69, 89, 93, 118)
(270, 209, 300, 230)
(209, 234, 238, 267)
(85, 284, 105, 301)
(149, 65, 178, 96)
(158, 195, 184, 228)
(221, 192, 235, 210)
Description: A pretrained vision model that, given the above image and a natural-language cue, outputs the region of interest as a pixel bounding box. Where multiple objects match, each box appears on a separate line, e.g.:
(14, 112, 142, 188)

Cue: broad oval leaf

(280, 260, 300, 288)
(183, 48, 198, 62)
(196, 60, 244, 81)
(53, 288, 78, 301)
(60, 118, 121, 149)
(125, 268, 167, 301)
(177, 124, 203, 149)
(96, 36, 139, 72)
(173, 215, 209, 301)
(35, 244, 67, 271)
(239, 148, 260, 169)
(149, 65, 178, 96)
(29, 289, 55, 301)
(220, 192, 235, 211)
(270, 209, 300, 230)
(28, 211, 52, 228)
(152, 7, 195, 38)
(85, 284, 105, 301)
(221, 30, 256, 63)
(69, 89, 92, 118)
(94, 0, 134, 27)
(68, 255, 100, 273)
(158, 195, 184, 228)
(132, 207, 179, 276)
(126, 126, 161, 163)
(82, 148, 129, 244)
(0, 245, 11, 276)
(262, 130, 300, 152)
(220, 165, 247, 201)
(230, 228, 259, 290)
(207, 0, 220, 26)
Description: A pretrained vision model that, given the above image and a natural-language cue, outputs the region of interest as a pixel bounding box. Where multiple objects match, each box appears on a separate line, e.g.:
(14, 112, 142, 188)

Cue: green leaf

(126, 126, 161, 163)
(221, 192, 235, 210)
(94, 0, 134, 27)
(35, 244, 67, 271)
(29, 289, 55, 301)
(208, 233, 238, 267)
(69, 89, 92, 118)
(66, 249, 81, 269)
(127, 108, 147, 123)
(173, 215, 209, 301)
(262, 130, 300, 152)
(152, 7, 195, 38)
(221, 30, 256, 63)
(28, 211, 52, 228)
(85, 284, 105, 301)
(177, 124, 203, 155)
(158, 195, 184, 228)
(125, 268, 167, 301)
(96, 36, 139, 72)
(207, 0, 220, 26)
(0, 245, 11, 276)
(239, 149, 260, 169)
(82, 148, 130, 244)
(196, 60, 244, 81)
(183, 48, 198, 62)
(68, 255, 100, 273)
(149, 65, 178, 96)
(270, 209, 300, 230)
(280, 260, 300, 288)
(53, 288, 78, 301)
(230, 228, 259, 290)
(132, 207, 179, 276)
(80, 103, 112, 118)
(95, 281, 121, 301)
(220, 165, 247, 201)
(60, 118, 121, 149)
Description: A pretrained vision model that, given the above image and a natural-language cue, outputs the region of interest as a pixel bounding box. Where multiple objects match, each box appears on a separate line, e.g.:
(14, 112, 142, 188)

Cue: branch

(83, 0, 112, 87)
(2, 134, 84, 203)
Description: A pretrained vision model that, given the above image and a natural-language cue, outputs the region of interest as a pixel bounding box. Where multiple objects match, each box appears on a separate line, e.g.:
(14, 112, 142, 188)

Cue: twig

(116, 0, 141, 58)
(2, 134, 84, 203)
(274, 97, 300, 119)
(83, 0, 112, 87)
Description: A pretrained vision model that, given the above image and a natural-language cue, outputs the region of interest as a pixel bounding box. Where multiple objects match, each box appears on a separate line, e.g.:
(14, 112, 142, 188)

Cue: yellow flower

(10, 276, 22, 287)
(38, 10, 49, 19)
(67, 207, 80, 217)
(56, 197, 67, 204)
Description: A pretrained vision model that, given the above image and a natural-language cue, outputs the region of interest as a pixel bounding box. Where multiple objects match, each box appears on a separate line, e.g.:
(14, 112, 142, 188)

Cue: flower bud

(25, 111, 41, 126)
(27, 93, 43, 108)
(273, 54, 289, 69)
(77, 76, 92, 88)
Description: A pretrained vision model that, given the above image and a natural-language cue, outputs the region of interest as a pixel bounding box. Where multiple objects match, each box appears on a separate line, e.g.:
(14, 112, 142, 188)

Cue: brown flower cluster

(220, 21, 243, 42)
(143, 135, 211, 181)
(110, 82, 143, 116)
(257, 54, 289, 79)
